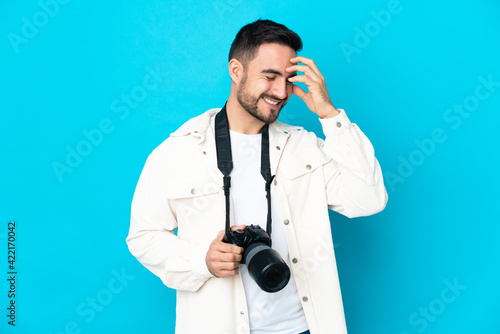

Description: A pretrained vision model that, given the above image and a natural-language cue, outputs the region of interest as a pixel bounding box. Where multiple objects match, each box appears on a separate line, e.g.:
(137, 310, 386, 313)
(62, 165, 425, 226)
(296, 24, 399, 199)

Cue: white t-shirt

(227, 127, 309, 334)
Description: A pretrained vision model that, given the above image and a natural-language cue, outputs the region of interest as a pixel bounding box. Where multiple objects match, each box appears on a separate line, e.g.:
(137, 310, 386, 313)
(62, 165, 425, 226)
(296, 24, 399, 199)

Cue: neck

(225, 93, 265, 135)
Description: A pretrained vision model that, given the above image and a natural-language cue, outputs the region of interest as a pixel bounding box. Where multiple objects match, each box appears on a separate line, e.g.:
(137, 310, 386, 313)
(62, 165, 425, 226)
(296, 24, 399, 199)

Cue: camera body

(223, 224, 271, 264)
(223, 224, 290, 293)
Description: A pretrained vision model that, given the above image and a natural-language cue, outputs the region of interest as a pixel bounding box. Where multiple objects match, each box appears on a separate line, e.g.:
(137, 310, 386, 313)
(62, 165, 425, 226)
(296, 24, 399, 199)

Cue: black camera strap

(215, 103, 275, 240)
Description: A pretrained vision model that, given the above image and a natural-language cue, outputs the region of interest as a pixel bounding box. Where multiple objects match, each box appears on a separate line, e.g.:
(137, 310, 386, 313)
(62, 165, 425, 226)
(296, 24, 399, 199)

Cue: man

(127, 19, 388, 334)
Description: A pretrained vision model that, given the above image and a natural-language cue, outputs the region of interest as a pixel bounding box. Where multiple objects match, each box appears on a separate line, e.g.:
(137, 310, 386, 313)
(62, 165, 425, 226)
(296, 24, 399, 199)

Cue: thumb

(292, 84, 307, 100)
(216, 229, 226, 241)
(231, 224, 246, 232)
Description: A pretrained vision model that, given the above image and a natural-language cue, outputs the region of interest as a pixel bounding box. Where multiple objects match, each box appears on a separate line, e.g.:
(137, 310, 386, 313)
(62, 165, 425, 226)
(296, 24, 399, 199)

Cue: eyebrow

(261, 69, 296, 79)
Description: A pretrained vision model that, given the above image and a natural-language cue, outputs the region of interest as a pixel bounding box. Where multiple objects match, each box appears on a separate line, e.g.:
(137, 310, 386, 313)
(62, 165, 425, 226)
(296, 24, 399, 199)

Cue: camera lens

(266, 268, 280, 284)
(244, 243, 291, 293)
(261, 264, 289, 291)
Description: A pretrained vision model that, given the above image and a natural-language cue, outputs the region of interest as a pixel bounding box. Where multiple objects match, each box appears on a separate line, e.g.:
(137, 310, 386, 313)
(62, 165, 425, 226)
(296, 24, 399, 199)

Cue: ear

(228, 58, 244, 84)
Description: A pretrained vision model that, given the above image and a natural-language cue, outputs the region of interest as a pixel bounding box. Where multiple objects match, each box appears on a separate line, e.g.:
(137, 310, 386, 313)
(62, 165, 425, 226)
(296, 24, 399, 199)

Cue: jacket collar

(170, 107, 303, 141)
(170, 108, 219, 138)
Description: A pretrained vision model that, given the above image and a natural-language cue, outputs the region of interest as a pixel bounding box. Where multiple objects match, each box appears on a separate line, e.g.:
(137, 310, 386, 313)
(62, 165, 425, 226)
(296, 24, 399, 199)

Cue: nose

(271, 78, 288, 100)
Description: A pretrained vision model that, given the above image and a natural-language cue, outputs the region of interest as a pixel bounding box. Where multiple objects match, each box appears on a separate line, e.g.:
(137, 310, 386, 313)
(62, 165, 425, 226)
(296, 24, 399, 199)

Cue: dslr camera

(224, 224, 290, 293)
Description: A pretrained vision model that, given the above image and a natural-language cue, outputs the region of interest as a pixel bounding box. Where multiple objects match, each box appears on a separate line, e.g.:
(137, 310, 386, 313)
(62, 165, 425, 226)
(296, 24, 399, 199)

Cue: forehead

(248, 43, 296, 71)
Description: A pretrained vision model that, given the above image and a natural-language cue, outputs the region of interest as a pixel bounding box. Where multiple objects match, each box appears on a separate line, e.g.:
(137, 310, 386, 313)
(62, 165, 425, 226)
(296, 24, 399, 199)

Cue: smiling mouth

(263, 97, 282, 107)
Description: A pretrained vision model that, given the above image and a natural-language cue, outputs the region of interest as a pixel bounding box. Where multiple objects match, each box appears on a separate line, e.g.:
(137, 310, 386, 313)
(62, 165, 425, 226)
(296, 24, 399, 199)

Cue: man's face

(236, 43, 297, 124)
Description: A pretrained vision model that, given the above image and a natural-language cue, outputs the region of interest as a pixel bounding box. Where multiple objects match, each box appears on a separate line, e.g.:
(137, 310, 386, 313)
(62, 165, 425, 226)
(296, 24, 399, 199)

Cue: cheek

(257, 81, 272, 93)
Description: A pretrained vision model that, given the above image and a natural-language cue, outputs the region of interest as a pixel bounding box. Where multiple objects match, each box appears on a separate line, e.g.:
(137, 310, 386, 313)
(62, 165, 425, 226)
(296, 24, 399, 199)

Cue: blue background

(1, 0, 499, 333)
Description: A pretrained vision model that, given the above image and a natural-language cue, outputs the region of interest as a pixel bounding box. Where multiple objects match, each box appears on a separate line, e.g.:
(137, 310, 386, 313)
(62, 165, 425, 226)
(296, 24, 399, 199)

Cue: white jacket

(126, 107, 388, 334)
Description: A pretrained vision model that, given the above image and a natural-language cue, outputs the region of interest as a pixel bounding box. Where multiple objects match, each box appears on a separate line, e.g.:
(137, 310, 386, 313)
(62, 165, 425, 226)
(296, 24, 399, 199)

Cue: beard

(236, 74, 288, 124)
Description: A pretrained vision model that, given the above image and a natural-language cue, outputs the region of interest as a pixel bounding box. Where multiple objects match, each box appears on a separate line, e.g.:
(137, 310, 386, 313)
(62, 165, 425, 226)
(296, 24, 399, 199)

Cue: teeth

(264, 97, 279, 105)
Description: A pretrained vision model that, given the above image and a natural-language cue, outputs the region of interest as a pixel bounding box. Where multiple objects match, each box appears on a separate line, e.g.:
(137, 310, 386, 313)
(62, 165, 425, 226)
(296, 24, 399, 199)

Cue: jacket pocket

(280, 148, 332, 180)
(165, 174, 222, 215)
(166, 178, 221, 200)
(165, 176, 223, 238)
(277, 149, 332, 228)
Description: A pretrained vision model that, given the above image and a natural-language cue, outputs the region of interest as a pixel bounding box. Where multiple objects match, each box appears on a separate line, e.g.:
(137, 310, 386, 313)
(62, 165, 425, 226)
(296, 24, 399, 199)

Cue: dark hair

(228, 19, 303, 66)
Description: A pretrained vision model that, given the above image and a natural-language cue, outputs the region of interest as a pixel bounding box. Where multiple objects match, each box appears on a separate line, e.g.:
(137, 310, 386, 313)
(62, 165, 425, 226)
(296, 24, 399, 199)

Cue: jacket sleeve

(317, 109, 388, 218)
(126, 146, 214, 292)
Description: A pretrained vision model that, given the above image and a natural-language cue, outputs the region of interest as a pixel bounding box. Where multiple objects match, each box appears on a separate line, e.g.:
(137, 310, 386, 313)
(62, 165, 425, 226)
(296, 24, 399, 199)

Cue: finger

(290, 56, 316, 68)
(214, 229, 243, 252)
(232, 245, 244, 255)
(211, 250, 242, 263)
(220, 251, 242, 263)
(214, 259, 240, 270)
(212, 239, 244, 255)
(231, 224, 246, 232)
(211, 256, 241, 271)
(207, 246, 242, 265)
(215, 268, 238, 278)
(215, 229, 225, 241)
(292, 84, 308, 100)
(288, 74, 314, 88)
(214, 241, 242, 254)
(286, 65, 320, 82)
(290, 56, 323, 78)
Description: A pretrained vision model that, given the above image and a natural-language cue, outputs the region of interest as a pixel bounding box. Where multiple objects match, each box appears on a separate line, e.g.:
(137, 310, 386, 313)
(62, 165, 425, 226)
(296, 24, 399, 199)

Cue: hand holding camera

(205, 226, 245, 278)
(223, 224, 291, 293)
(206, 224, 291, 292)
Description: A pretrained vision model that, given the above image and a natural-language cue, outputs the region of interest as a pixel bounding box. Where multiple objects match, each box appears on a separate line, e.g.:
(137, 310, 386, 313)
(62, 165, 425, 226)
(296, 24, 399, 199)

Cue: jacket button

(336, 122, 342, 128)
(191, 188, 197, 195)
(306, 165, 312, 170)
(240, 311, 245, 315)
(276, 146, 281, 150)
(274, 179, 278, 186)
(202, 151, 207, 155)
(302, 296, 308, 302)
(292, 258, 298, 264)
(284, 219, 289, 225)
